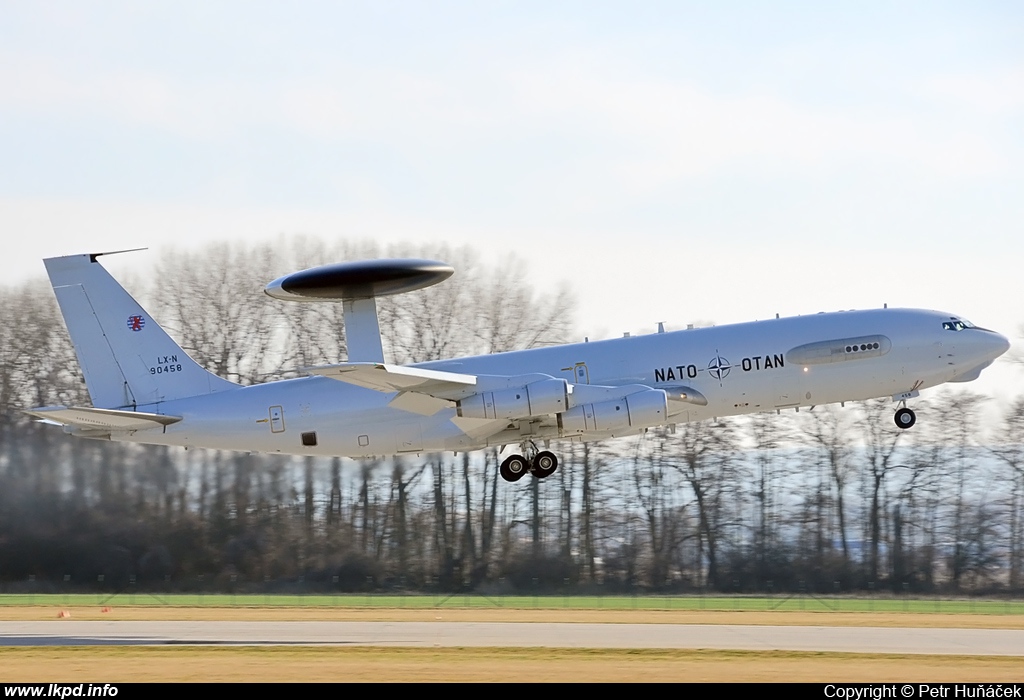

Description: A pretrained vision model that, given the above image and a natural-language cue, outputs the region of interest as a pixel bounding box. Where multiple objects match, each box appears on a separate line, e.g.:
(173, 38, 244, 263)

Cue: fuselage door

(269, 405, 286, 433)
(562, 362, 590, 385)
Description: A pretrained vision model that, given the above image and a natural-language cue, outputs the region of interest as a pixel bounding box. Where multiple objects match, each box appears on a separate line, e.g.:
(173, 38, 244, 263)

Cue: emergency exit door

(269, 405, 286, 433)
(563, 362, 590, 385)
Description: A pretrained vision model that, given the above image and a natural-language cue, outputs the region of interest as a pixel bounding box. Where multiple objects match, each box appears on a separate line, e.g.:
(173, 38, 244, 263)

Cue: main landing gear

(894, 406, 917, 430)
(499, 443, 559, 482)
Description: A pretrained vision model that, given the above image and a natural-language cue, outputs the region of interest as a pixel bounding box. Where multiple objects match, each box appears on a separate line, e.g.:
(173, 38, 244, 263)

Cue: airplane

(26, 251, 1011, 483)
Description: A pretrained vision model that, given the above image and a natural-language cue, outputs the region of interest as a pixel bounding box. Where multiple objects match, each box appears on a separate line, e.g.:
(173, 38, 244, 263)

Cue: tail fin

(44, 252, 238, 409)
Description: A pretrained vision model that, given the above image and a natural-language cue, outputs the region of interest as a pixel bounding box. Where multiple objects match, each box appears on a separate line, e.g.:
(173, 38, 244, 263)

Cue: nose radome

(991, 332, 1012, 359)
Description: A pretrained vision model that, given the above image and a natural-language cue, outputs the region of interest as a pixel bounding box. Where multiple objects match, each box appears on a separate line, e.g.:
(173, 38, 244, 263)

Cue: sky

(2, 2, 1022, 407)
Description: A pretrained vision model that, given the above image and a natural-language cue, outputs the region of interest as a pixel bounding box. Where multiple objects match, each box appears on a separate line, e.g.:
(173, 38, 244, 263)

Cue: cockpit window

(943, 318, 976, 332)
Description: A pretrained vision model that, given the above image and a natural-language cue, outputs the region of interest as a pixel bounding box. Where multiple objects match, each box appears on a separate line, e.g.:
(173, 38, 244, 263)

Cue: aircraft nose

(970, 329, 1012, 362)
(989, 331, 1012, 359)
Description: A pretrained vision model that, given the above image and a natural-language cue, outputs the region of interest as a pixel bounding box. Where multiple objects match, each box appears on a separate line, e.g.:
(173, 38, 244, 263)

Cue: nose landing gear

(894, 406, 916, 430)
(893, 385, 922, 430)
(499, 443, 560, 482)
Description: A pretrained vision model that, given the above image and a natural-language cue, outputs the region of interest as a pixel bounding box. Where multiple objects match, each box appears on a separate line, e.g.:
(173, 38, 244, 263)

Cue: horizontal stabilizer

(24, 406, 181, 433)
(306, 362, 477, 398)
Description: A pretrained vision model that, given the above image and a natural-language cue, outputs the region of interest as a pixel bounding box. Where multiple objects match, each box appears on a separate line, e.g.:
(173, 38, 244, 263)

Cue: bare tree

(377, 245, 481, 364)
(744, 411, 796, 584)
(473, 255, 575, 353)
(991, 396, 1024, 590)
(575, 442, 601, 583)
(631, 430, 680, 588)
(803, 405, 856, 570)
(661, 419, 742, 589)
(152, 242, 284, 383)
(856, 398, 908, 584)
(920, 390, 989, 590)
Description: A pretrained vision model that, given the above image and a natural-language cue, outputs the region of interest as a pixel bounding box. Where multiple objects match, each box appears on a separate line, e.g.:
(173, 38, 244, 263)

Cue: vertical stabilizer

(45, 252, 238, 409)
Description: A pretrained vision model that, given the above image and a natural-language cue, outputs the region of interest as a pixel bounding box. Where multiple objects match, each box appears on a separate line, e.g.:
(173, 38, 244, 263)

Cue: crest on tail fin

(44, 251, 238, 409)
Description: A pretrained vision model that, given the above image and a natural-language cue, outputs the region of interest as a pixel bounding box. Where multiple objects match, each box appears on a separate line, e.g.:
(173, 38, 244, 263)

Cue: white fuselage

(113, 307, 1007, 458)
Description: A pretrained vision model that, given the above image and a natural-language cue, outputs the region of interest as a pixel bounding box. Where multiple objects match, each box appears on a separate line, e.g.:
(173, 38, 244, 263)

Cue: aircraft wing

(23, 406, 182, 434)
(309, 362, 699, 432)
(307, 362, 574, 422)
(306, 362, 476, 394)
(306, 362, 478, 415)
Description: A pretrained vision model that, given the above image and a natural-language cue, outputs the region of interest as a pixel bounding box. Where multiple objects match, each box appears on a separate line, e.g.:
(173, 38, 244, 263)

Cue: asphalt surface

(1, 621, 1023, 655)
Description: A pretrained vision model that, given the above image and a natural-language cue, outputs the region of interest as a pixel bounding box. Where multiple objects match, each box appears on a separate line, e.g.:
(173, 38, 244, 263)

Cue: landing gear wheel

(500, 454, 529, 482)
(894, 407, 917, 430)
(530, 451, 558, 479)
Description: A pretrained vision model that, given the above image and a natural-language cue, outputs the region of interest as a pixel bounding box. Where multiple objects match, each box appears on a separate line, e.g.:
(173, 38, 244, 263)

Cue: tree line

(0, 237, 1021, 595)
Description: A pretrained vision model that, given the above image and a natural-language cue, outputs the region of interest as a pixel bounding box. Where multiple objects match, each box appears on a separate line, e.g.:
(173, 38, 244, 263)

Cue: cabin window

(301, 431, 317, 447)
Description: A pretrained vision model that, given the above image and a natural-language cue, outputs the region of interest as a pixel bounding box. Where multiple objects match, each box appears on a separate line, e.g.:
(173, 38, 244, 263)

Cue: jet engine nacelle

(456, 378, 569, 420)
(559, 388, 668, 435)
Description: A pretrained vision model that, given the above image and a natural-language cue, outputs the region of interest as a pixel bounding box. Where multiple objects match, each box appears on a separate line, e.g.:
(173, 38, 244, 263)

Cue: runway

(2, 621, 1023, 655)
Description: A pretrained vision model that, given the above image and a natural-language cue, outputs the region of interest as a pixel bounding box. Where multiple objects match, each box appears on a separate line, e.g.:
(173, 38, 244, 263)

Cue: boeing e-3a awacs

(26, 251, 1011, 483)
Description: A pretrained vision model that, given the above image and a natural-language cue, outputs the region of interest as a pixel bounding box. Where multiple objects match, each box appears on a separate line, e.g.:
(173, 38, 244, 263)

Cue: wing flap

(24, 406, 181, 432)
(450, 416, 514, 440)
(387, 391, 453, 416)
